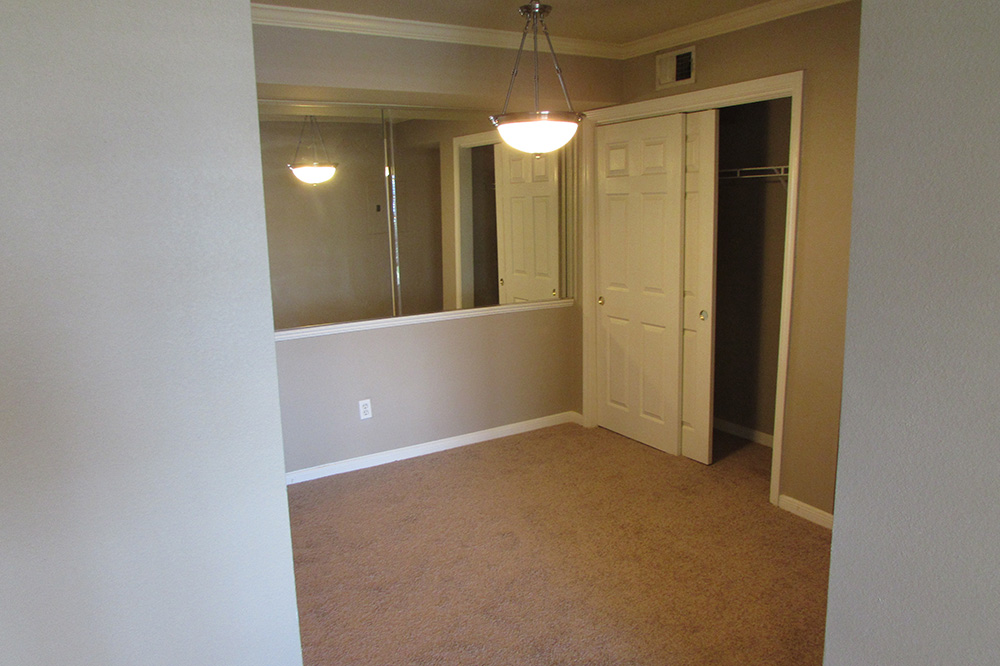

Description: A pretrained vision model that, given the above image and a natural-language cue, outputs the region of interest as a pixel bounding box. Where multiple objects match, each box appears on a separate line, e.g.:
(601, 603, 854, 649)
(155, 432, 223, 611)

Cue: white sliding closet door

(595, 110, 719, 463)
(596, 114, 685, 454)
(680, 109, 719, 465)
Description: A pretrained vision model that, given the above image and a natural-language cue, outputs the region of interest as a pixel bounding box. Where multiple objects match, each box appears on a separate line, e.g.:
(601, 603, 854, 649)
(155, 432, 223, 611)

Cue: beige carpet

(288, 424, 831, 665)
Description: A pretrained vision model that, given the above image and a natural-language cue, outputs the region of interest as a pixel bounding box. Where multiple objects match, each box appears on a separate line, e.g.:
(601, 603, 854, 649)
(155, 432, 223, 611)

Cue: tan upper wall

(624, 1, 861, 512)
(253, 25, 624, 112)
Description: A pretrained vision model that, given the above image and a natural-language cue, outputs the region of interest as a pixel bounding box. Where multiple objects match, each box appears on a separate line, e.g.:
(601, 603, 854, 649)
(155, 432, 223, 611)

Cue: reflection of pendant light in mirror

(490, 2, 584, 155)
(288, 115, 337, 185)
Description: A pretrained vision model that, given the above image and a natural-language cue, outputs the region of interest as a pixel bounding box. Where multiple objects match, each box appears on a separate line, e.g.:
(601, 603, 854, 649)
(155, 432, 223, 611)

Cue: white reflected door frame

(581, 72, 804, 506)
(450, 131, 500, 311)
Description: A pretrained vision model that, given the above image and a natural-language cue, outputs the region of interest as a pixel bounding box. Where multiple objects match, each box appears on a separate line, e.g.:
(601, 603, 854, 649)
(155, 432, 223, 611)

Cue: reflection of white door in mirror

(494, 144, 561, 304)
(452, 131, 569, 311)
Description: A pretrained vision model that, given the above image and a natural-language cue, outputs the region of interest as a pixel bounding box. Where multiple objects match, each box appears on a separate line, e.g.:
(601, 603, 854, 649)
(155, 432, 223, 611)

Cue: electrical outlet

(358, 399, 372, 420)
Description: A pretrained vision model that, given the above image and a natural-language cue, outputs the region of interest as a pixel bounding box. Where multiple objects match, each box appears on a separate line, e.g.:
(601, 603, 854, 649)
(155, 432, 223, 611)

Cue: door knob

(598, 296, 605, 305)
(500, 278, 504, 286)
(699, 310, 708, 321)
(552, 289, 557, 297)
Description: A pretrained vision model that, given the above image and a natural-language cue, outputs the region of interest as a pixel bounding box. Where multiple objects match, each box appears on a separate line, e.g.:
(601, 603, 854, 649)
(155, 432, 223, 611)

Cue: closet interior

(713, 98, 792, 455)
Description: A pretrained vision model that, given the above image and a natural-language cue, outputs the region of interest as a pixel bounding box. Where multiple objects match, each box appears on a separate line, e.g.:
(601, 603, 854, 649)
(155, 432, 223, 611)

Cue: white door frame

(581, 71, 803, 505)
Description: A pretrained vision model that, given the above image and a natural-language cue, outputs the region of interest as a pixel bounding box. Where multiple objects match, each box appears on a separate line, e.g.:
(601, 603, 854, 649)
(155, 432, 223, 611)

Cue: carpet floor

(287, 423, 831, 665)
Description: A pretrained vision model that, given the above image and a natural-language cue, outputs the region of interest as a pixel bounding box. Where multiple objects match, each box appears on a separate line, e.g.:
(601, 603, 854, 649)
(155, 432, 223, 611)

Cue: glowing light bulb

(289, 163, 336, 185)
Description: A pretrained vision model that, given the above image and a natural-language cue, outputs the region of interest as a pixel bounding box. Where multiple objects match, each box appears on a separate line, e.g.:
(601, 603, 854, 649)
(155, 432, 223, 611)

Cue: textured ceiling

(255, 0, 775, 45)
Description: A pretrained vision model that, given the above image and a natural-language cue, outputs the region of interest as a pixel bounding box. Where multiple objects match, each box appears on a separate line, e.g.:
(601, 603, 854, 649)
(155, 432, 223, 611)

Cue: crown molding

(620, 0, 852, 58)
(251, 0, 852, 61)
(250, 4, 623, 59)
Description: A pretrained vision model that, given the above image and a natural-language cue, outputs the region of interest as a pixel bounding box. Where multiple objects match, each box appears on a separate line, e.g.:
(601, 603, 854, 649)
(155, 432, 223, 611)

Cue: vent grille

(656, 47, 696, 89)
(675, 51, 693, 81)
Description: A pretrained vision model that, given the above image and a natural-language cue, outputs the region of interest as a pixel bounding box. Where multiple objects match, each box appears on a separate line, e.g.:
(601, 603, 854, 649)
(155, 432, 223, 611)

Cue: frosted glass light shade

(289, 163, 336, 185)
(491, 111, 583, 154)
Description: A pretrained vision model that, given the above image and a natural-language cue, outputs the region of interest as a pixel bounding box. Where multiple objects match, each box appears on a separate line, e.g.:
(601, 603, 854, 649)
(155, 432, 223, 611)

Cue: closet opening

(712, 98, 792, 461)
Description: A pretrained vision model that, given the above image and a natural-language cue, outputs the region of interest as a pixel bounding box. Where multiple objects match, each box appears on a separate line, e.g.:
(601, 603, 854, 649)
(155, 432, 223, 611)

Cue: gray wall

(825, 0, 1000, 663)
(0, 2, 302, 665)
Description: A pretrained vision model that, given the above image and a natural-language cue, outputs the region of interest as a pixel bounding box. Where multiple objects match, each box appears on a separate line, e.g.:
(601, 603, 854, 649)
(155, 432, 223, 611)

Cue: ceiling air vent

(656, 46, 696, 89)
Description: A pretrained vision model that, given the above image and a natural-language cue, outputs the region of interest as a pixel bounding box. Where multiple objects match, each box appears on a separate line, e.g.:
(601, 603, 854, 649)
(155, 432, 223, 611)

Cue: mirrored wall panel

(259, 104, 574, 330)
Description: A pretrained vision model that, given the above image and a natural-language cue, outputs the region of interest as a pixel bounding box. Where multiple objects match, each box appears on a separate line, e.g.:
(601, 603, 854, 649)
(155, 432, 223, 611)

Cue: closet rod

(719, 165, 789, 180)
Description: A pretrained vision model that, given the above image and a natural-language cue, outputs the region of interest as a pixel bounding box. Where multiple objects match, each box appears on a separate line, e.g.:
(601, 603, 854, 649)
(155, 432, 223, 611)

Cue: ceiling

(255, 0, 779, 46)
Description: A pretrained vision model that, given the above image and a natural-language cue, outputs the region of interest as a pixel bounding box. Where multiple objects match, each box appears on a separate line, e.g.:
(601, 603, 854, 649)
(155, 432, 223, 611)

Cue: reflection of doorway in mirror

(494, 144, 561, 304)
(453, 131, 570, 311)
(470, 145, 499, 308)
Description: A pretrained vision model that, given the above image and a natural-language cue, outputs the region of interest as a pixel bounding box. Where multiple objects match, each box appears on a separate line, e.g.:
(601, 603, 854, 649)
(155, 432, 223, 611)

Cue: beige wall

(276, 305, 583, 472)
(253, 25, 624, 112)
(624, 1, 861, 512)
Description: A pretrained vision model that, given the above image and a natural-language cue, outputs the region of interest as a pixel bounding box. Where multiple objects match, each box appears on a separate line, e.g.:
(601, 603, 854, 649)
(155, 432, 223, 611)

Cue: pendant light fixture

(491, 2, 584, 155)
(288, 115, 337, 185)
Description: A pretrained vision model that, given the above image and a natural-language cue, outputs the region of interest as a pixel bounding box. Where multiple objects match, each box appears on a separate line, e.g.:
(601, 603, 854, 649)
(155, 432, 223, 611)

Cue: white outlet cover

(359, 399, 372, 420)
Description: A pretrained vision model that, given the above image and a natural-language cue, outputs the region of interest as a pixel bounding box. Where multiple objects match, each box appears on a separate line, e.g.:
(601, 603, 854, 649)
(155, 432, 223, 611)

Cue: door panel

(641, 323, 667, 421)
(596, 110, 718, 463)
(495, 145, 560, 304)
(680, 109, 719, 464)
(606, 316, 630, 408)
(596, 114, 685, 454)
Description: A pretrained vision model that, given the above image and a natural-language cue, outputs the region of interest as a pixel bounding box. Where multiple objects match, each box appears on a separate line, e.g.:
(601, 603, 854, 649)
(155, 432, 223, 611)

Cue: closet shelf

(719, 165, 789, 180)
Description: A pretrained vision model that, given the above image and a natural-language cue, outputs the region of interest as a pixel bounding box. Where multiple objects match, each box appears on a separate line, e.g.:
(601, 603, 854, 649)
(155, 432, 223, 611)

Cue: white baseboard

(714, 417, 773, 448)
(286, 411, 584, 485)
(777, 494, 834, 529)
